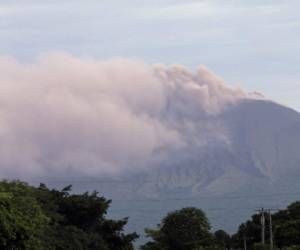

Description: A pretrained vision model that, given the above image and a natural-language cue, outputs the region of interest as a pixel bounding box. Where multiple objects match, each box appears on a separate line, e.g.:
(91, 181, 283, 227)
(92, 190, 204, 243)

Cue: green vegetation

(231, 202, 300, 250)
(140, 207, 225, 250)
(141, 202, 300, 250)
(1, 179, 300, 250)
(0, 180, 137, 250)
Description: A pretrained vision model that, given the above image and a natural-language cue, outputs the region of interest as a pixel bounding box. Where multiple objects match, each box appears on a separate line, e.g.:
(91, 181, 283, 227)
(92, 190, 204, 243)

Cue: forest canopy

(0, 180, 137, 250)
(1, 179, 300, 250)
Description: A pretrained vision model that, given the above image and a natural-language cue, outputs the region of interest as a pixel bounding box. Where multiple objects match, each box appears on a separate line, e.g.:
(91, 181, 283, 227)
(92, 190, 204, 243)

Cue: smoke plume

(0, 53, 258, 180)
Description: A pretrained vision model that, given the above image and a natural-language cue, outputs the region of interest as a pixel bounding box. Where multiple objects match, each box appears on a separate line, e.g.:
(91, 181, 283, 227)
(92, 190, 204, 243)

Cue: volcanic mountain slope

(2, 55, 300, 242)
(91, 99, 300, 244)
(91, 99, 300, 200)
(201, 99, 300, 196)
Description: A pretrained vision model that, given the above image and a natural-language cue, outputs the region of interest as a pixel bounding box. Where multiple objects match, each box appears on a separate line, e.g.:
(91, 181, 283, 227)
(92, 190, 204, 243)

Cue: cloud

(0, 53, 256, 180)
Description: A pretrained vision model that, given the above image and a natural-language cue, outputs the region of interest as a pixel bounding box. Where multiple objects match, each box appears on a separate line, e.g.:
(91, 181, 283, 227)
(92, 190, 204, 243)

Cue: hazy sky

(1, 0, 300, 111)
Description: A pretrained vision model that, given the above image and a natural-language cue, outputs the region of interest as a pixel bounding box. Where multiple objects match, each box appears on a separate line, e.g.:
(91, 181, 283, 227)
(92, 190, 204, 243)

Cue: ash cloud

(0, 53, 258, 180)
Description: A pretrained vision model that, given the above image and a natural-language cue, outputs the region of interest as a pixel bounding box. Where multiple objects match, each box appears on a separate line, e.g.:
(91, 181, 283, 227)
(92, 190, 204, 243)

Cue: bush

(253, 243, 270, 250)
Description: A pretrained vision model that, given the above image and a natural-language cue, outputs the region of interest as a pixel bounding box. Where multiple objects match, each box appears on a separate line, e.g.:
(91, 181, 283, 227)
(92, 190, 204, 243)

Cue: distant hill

(44, 99, 300, 245)
(4, 56, 299, 246)
(89, 99, 300, 198)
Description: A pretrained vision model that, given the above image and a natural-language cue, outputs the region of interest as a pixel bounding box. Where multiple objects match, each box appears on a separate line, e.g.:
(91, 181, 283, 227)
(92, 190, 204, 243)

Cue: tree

(0, 180, 138, 250)
(34, 183, 138, 250)
(214, 230, 231, 250)
(252, 243, 270, 250)
(232, 201, 300, 250)
(141, 207, 214, 250)
(231, 213, 267, 250)
(283, 246, 300, 250)
(0, 180, 49, 249)
(273, 202, 300, 248)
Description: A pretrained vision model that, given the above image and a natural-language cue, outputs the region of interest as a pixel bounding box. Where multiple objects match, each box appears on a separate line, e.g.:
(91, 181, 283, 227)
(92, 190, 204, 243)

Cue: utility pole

(256, 208, 265, 245)
(256, 208, 277, 249)
(243, 234, 247, 250)
(267, 209, 273, 250)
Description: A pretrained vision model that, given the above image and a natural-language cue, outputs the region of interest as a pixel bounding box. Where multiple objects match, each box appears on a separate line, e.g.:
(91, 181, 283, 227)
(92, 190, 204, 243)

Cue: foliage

(252, 243, 270, 250)
(3, 179, 300, 250)
(274, 202, 300, 248)
(141, 207, 215, 250)
(283, 246, 300, 250)
(231, 215, 261, 250)
(0, 180, 138, 250)
(232, 201, 300, 250)
(0, 181, 48, 249)
(214, 229, 231, 250)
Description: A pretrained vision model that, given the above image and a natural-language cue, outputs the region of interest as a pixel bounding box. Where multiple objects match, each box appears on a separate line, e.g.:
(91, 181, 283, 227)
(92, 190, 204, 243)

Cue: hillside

(43, 99, 300, 244)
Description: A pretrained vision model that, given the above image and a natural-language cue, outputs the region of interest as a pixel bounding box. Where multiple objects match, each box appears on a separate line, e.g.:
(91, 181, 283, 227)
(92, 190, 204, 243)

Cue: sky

(1, 0, 300, 111)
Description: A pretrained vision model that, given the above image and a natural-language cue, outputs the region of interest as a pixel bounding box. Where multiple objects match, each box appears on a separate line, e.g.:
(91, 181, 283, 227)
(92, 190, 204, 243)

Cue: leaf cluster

(0, 180, 138, 250)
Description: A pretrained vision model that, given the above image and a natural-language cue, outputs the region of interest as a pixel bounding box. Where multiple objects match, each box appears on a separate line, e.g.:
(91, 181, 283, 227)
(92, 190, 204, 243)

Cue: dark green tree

(214, 229, 231, 249)
(232, 201, 300, 249)
(231, 213, 266, 250)
(141, 207, 214, 250)
(0, 181, 49, 249)
(273, 202, 300, 248)
(283, 246, 300, 250)
(252, 243, 270, 250)
(34, 183, 138, 250)
(0, 180, 138, 250)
